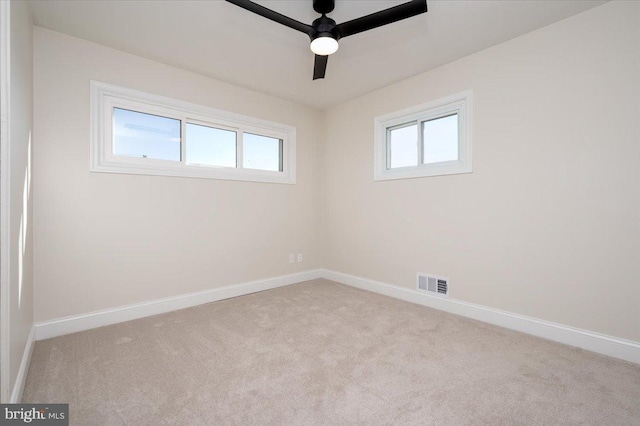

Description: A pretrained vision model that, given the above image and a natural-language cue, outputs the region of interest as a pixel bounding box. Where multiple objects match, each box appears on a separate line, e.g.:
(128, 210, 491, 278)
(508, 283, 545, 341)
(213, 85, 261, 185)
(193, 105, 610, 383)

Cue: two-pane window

(91, 81, 295, 184)
(374, 91, 472, 181)
(387, 113, 459, 169)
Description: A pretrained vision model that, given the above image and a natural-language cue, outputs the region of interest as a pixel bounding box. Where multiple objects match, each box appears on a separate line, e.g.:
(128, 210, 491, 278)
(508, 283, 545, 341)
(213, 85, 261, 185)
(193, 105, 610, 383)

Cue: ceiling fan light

(310, 36, 339, 56)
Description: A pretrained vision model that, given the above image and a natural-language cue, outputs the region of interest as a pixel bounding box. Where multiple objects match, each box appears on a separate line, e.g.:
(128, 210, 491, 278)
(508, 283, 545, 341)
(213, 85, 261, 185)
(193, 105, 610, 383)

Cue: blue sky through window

(389, 124, 418, 168)
(423, 114, 458, 164)
(113, 108, 284, 173)
(113, 108, 181, 161)
(186, 123, 236, 167)
(243, 133, 282, 172)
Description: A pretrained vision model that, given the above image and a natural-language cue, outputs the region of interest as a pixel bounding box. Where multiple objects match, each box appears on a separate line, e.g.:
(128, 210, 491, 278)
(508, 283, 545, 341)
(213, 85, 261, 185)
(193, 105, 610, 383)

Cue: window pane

(422, 114, 458, 164)
(243, 133, 282, 172)
(389, 123, 418, 169)
(186, 123, 236, 168)
(113, 108, 181, 161)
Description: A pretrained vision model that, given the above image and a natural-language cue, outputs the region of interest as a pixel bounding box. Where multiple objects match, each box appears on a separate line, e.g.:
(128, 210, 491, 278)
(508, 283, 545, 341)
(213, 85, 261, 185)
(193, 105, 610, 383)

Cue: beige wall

(33, 1, 639, 345)
(322, 1, 640, 342)
(33, 28, 322, 322)
(2, 0, 34, 401)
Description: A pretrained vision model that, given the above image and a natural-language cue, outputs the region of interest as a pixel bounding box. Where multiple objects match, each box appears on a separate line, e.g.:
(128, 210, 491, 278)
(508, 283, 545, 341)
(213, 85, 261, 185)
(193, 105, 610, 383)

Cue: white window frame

(374, 90, 472, 181)
(90, 81, 296, 184)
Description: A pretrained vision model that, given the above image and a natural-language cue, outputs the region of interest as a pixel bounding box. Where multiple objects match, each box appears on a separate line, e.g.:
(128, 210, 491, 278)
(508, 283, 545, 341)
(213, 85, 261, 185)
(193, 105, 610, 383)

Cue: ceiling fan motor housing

(311, 15, 340, 42)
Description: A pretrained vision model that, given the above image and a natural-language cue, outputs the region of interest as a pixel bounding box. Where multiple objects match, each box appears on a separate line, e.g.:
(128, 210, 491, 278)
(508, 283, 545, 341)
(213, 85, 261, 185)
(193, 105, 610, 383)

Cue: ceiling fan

(226, 0, 428, 80)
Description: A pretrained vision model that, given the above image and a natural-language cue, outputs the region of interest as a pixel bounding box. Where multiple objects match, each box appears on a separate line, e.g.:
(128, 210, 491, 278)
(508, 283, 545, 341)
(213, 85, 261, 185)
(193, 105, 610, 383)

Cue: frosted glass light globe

(310, 37, 339, 55)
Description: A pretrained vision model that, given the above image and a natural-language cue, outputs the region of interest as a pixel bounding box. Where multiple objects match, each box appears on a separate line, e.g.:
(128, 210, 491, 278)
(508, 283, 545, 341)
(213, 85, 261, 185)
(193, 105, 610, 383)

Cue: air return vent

(417, 273, 449, 297)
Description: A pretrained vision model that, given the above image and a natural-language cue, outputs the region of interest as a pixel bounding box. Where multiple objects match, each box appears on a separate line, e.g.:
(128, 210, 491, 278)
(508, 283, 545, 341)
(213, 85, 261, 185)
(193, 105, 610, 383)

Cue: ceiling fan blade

(313, 55, 328, 80)
(226, 0, 313, 36)
(336, 0, 427, 38)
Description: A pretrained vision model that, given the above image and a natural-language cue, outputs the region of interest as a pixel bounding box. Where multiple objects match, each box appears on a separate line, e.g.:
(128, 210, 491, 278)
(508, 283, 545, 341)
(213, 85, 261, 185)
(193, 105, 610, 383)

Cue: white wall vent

(417, 273, 449, 297)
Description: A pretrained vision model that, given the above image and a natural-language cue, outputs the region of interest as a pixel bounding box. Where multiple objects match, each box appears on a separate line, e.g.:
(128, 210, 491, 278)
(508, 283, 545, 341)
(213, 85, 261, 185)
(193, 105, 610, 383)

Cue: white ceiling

(29, 0, 606, 110)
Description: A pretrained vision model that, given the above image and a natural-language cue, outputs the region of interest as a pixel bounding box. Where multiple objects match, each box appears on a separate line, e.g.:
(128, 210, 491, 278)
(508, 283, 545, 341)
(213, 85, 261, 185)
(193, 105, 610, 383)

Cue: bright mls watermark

(0, 404, 68, 425)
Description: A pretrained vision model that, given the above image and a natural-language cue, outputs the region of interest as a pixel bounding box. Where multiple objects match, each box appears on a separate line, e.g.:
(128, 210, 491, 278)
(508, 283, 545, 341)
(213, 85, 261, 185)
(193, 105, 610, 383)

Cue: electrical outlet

(289, 254, 295, 264)
(297, 253, 303, 263)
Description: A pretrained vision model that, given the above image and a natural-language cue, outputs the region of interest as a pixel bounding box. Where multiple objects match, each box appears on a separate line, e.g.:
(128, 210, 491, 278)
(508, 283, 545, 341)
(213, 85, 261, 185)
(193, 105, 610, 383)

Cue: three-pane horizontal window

(91, 81, 296, 184)
(374, 91, 472, 181)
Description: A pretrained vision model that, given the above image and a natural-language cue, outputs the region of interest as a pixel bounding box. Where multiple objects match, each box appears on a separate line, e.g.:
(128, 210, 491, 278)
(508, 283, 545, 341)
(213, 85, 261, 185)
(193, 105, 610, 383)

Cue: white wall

(1, 0, 34, 402)
(33, 28, 322, 322)
(322, 1, 640, 342)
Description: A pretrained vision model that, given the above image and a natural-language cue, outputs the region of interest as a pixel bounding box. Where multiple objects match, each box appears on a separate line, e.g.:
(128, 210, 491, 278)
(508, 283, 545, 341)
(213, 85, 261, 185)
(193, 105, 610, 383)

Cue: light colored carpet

(23, 279, 640, 425)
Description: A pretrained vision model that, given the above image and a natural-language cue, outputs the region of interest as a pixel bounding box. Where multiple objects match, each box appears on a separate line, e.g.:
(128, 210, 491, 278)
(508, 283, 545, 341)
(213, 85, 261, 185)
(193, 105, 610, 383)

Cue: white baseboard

(10, 326, 35, 403)
(33, 268, 640, 365)
(322, 269, 640, 364)
(35, 269, 323, 341)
